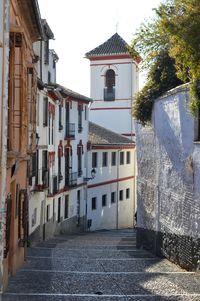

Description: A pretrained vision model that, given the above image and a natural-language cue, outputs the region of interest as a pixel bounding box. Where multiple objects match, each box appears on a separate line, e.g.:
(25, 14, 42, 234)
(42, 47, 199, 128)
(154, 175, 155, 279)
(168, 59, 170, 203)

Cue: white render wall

(29, 84, 90, 238)
(87, 148, 135, 231)
(89, 57, 139, 136)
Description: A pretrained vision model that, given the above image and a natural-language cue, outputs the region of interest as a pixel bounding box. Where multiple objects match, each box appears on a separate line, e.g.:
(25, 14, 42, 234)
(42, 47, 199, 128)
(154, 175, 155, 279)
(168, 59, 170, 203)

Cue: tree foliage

(130, 0, 200, 124)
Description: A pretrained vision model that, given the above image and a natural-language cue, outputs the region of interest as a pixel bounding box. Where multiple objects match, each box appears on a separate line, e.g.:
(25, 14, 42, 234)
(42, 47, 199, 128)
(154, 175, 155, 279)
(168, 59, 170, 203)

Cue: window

(120, 152, 124, 165)
(59, 104, 63, 131)
(58, 197, 61, 223)
(64, 195, 69, 219)
(85, 106, 87, 120)
(126, 151, 131, 164)
(111, 192, 116, 204)
(78, 105, 83, 132)
(92, 152, 98, 168)
(43, 97, 48, 126)
(77, 146, 82, 177)
(53, 199, 55, 222)
(111, 152, 116, 166)
(102, 152, 108, 167)
(48, 71, 51, 84)
(46, 205, 50, 222)
(119, 190, 123, 201)
(92, 197, 97, 210)
(102, 194, 107, 207)
(126, 188, 130, 199)
(104, 69, 115, 101)
(106, 69, 115, 88)
(58, 156, 62, 182)
(44, 40, 49, 64)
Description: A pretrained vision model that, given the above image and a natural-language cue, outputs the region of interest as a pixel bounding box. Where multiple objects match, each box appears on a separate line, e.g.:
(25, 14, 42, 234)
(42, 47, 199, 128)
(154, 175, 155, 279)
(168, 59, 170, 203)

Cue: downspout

(116, 150, 120, 229)
(0, 0, 10, 293)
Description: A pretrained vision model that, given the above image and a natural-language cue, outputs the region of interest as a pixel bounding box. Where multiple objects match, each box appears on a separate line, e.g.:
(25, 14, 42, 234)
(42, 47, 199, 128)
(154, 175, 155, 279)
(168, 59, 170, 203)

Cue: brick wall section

(136, 85, 200, 270)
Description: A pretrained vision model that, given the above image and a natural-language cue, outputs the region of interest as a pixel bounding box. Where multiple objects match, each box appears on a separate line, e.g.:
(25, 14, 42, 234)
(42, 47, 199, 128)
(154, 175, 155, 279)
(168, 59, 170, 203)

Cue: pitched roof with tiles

(89, 122, 134, 146)
(85, 33, 130, 58)
(48, 83, 92, 103)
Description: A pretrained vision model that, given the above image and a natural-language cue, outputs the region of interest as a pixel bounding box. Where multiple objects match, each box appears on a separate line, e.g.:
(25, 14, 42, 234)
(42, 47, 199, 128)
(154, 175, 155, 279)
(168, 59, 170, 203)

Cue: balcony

(78, 169, 83, 177)
(65, 172, 78, 187)
(104, 87, 115, 101)
(32, 169, 48, 192)
(65, 123, 75, 139)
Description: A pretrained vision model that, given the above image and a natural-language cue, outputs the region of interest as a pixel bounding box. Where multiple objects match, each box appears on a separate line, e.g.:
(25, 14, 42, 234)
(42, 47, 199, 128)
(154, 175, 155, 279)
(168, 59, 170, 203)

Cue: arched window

(105, 69, 115, 88)
(104, 69, 115, 101)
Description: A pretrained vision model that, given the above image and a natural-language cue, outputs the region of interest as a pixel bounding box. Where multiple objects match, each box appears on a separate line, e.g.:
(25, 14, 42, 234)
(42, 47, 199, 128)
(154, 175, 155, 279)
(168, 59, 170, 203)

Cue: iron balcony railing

(65, 171, 78, 187)
(65, 123, 75, 139)
(104, 87, 115, 101)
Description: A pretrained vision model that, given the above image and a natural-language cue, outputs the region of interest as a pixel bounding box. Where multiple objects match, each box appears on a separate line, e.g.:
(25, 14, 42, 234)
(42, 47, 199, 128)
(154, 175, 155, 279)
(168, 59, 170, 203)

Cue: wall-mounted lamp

(84, 168, 96, 181)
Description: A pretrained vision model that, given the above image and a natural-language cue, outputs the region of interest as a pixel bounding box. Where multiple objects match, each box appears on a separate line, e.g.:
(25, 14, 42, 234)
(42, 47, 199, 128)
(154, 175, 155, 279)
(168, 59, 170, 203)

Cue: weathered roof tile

(85, 33, 129, 58)
(89, 122, 134, 145)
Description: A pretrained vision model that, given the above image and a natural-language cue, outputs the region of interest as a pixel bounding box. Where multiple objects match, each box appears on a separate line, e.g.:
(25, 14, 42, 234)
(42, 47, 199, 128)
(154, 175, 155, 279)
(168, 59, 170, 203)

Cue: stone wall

(136, 85, 200, 270)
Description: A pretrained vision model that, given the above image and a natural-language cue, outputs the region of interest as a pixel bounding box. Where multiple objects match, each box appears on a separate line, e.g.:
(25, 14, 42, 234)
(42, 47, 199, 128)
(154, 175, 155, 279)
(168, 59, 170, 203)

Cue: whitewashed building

(87, 122, 135, 231)
(85, 33, 139, 139)
(29, 21, 92, 243)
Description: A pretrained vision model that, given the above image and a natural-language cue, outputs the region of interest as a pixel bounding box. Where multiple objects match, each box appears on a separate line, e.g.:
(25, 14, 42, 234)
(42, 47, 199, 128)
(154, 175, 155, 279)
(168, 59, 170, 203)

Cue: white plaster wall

(87, 148, 135, 230)
(89, 108, 133, 135)
(136, 85, 200, 238)
(87, 179, 134, 231)
(90, 58, 137, 100)
(89, 58, 138, 136)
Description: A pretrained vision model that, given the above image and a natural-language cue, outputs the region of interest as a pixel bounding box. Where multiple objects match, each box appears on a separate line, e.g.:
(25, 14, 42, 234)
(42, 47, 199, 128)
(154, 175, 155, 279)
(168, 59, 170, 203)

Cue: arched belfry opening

(104, 69, 115, 101)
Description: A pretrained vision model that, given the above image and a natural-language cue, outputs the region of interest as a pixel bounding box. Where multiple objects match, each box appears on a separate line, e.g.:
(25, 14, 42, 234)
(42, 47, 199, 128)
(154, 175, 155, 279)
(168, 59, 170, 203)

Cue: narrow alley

(3, 229, 200, 301)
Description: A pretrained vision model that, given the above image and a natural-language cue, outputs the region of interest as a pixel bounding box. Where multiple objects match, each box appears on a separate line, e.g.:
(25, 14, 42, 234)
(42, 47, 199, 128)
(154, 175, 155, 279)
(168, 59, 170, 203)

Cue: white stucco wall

(136, 85, 200, 238)
(89, 57, 139, 137)
(87, 148, 135, 231)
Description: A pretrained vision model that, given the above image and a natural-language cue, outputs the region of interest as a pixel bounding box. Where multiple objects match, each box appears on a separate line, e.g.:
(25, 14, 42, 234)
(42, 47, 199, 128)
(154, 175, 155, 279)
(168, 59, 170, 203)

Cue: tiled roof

(89, 122, 134, 145)
(52, 84, 92, 103)
(85, 33, 130, 58)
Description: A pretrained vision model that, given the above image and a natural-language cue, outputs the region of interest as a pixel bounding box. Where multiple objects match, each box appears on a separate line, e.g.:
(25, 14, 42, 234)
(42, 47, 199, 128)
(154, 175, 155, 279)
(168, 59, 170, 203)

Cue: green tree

(131, 0, 200, 124)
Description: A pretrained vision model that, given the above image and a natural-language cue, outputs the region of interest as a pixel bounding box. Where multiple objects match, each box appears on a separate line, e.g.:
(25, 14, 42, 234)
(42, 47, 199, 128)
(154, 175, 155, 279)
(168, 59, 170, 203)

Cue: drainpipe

(116, 150, 120, 229)
(0, 0, 10, 293)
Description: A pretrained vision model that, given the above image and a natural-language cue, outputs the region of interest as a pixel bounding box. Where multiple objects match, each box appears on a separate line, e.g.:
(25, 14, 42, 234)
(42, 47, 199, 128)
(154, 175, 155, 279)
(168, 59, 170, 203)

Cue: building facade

(86, 33, 139, 139)
(0, 0, 10, 293)
(87, 122, 135, 231)
(2, 0, 42, 289)
(29, 21, 92, 243)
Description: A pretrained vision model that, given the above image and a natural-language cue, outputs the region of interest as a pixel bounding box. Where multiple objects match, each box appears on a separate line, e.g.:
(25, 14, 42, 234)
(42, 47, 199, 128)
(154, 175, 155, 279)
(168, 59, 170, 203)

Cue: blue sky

(38, 0, 162, 96)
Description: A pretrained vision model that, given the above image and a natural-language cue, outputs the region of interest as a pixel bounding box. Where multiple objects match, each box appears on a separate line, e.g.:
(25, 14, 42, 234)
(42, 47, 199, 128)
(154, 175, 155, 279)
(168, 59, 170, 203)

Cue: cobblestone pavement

(3, 229, 200, 300)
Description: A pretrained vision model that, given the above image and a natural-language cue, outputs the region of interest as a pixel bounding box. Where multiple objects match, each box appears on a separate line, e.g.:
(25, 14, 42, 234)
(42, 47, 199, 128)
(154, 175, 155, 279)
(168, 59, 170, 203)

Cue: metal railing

(104, 87, 115, 101)
(65, 171, 78, 187)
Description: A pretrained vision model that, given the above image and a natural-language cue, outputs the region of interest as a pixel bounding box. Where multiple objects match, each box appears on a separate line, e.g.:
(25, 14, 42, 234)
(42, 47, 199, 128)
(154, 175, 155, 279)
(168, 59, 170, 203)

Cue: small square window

(126, 151, 131, 164)
(102, 152, 108, 167)
(120, 152, 124, 165)
(111, 192, 116, 204)
(92, 197, 97, 210)
(126, 188, 130, 199)
(119, 190, 123, 201)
